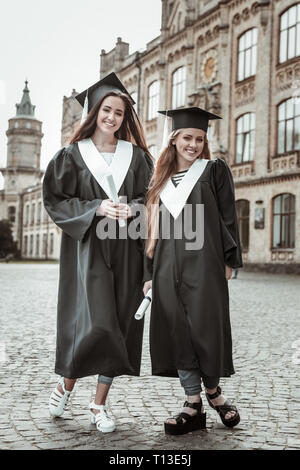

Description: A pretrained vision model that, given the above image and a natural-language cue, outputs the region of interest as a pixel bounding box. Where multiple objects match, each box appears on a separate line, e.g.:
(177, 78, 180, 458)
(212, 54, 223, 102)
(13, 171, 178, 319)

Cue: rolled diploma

(105, 174, 126, 227)
(135, 289, 152, 320)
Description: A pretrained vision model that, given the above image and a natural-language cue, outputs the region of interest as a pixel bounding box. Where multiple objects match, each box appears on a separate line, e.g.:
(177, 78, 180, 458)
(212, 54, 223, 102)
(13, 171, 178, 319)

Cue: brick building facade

(1, 0, 299, 270)
(62, 0, 300, 272)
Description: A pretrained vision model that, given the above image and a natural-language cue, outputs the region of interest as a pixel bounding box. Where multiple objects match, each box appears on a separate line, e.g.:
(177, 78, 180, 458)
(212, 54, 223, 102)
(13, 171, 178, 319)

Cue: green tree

(0, 219, 19, 258)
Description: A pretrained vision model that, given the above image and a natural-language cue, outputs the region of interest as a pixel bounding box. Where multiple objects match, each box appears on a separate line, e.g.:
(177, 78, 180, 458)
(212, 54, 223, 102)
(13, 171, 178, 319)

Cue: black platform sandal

(205, 385, 240, 428)
(164, 399, 206, 435)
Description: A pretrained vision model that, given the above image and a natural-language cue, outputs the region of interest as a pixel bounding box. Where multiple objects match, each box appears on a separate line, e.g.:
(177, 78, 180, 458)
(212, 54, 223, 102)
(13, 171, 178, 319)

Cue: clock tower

(2, 80, 44, 194)
(0, 81, 44, 246)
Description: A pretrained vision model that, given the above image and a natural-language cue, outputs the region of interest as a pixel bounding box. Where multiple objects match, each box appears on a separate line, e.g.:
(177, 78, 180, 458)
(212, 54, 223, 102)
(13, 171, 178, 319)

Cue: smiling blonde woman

(143, 107, 243, 435)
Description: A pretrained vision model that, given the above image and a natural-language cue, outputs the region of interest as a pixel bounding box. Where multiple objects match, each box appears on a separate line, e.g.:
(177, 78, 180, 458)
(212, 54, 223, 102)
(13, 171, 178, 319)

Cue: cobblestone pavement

(0, 263, 299, 450)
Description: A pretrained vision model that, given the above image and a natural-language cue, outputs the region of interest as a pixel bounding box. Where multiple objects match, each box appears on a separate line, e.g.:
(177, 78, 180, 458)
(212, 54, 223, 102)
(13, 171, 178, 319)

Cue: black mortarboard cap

(75, 72, 134, 113)
(158, 107, 222, 133)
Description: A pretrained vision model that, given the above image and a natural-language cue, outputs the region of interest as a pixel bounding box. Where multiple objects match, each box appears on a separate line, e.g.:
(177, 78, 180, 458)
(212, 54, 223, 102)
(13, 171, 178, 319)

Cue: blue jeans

(98, 375, 113, 385)
(97, 371, 219, 393)
(178, 369, 219, 395)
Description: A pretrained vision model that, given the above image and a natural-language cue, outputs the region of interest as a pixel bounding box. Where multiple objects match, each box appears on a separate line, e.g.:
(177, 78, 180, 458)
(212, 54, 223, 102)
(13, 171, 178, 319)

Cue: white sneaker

(49, 377, 72, 417)
(89, 400, 115, 433)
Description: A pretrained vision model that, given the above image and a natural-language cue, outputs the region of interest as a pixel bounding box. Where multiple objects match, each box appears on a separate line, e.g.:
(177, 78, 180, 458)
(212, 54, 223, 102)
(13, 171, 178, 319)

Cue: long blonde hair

(145, 129, 211, 258)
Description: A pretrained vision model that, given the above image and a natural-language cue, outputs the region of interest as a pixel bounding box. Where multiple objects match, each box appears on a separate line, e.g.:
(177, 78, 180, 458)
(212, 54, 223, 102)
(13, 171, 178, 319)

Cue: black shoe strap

(205, 385, 222, 400)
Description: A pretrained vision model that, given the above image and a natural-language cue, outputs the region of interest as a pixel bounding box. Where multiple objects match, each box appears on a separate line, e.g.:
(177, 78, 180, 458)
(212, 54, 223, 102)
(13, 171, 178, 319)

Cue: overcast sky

(0, 0, 162, 189)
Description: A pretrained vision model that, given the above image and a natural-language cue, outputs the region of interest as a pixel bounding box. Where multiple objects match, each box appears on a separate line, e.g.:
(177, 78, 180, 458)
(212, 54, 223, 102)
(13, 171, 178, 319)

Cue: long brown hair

(70, 91, 150, 155)
(145, 129, 211, 258)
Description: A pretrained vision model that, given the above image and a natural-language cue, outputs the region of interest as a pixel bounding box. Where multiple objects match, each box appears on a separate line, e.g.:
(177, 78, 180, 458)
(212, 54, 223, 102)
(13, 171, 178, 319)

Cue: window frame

(235, 113, 256, 163)
(277, 97, 300, 154)
(8, 206, 16, 224)
(147, 80, 160, 121)
(237, 28, 258, 82)
(279, 3, 300, 64)
(236, 199, 250, 252)
(272, 193, 296, 249)
(171, 66, 186, 109)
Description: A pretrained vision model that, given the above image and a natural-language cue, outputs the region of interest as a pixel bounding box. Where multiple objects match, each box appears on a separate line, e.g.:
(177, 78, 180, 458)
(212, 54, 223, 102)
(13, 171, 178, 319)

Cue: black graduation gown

(144, 158, 243, 378)
(43, 141, 153, 379)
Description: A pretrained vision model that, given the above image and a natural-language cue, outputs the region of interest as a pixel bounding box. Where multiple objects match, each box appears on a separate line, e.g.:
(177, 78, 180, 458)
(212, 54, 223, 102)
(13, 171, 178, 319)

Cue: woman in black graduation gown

(43, 73, 153, 433)
(143, 107, 242, 435)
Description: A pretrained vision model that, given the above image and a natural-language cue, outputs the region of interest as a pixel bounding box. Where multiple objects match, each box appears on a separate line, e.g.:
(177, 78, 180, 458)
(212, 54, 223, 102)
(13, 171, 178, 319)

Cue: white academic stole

(78, 138, 133, 199)
(160, 158, 209, 219)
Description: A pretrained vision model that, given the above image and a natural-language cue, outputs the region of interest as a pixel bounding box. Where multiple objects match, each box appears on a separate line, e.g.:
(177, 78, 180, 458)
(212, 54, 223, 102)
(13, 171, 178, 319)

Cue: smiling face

(172, 128, 206, 168)
(96, 95, 125, 135)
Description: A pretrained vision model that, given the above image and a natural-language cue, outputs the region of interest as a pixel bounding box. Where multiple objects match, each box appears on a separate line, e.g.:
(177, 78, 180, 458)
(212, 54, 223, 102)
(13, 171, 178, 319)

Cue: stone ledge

(231, 162, 254, 179)
(242, 262, 300, 275)
(270, 152, 300, 174)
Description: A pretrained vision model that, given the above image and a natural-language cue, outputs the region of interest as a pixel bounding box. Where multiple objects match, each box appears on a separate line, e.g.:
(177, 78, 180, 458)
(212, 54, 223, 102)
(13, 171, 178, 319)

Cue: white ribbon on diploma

(105, 174, 126, 227)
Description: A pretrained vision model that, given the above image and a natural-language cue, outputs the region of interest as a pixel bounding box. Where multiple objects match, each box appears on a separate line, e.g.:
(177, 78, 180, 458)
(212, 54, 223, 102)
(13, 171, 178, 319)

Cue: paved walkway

(0, 263, 299, 450)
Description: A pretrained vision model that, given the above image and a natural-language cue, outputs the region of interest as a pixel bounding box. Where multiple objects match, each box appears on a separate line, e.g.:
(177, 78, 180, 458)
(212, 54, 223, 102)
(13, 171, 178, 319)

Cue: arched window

(277, 98, 300, 154)
(172, 66, 186, 108)
(236, 200, 249, 251)
(279, 4, 300, 63)
(272, 194, 295, 248)
(237, 28, 257, 81)
(147, 81, 160, 120)
(8, 206, 16, 223)
(235, 113, 255, 163)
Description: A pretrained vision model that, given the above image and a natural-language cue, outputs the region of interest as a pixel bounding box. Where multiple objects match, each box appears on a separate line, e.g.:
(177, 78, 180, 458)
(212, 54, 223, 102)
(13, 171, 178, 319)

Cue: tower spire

(15, 80, 35, 116)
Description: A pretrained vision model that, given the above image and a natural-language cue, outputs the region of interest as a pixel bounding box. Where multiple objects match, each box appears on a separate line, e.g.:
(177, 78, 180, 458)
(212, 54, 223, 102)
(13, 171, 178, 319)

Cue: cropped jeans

(177, 369, 219, 395)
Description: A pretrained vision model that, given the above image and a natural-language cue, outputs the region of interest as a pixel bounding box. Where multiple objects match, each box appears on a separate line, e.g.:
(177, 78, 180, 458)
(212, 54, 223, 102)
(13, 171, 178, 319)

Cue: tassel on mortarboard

(160, 110, 169, 153)
(80, 91, 89, 124)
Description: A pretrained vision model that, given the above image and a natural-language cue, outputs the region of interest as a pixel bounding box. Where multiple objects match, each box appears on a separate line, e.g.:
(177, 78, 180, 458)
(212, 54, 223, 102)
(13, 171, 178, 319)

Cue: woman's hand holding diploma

(135, 285, 153, 320)
(143, 280, 152, 296)
(96, 200, 132, 220)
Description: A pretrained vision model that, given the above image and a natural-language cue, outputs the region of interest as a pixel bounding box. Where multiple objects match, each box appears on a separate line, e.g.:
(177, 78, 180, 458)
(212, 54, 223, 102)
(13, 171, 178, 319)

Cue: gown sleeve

(126, 150, 154, 284)
(127, 151, 154, 209)
(42, 147, 102, 241)
(211, 158, 243, 269)
(143, 255, 153, 283)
